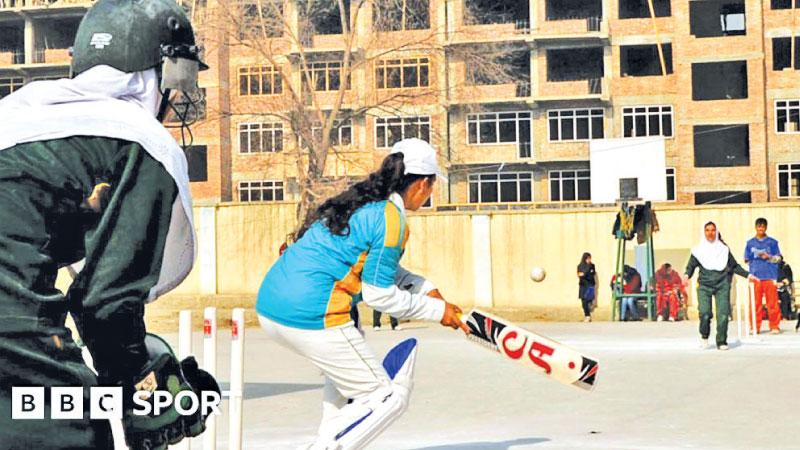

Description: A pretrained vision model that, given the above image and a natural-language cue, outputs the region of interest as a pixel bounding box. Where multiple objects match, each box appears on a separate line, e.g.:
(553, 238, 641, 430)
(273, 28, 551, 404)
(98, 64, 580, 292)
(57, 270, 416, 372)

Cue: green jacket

(0, 136, 177, 381)
(685, 251, 749, 288)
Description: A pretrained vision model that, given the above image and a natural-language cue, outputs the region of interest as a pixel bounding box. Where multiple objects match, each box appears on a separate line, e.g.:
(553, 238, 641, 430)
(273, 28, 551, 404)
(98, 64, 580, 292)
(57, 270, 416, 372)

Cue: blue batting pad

(382, 338, 418, 380)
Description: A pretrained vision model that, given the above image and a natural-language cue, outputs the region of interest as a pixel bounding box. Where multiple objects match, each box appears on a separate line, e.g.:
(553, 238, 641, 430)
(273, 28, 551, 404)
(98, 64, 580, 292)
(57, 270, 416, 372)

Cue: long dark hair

(296, 153, 434, 239)
(579, 252, 592, 266)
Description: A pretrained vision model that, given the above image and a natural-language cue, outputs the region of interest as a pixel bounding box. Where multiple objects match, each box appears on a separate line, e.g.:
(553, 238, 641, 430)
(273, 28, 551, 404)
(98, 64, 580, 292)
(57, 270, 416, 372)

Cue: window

(772, 37, 800, 70)
(239, 65, 282, 96)
(299, 0, 350, 35)
(184, 145, 208, 182)
(468, 172, 533, 203)
(304, 61, 349, 91)
(464, 0, 529, 25)
(239, 0, 283, 39)
(374, 0, 430, 31)
(0, 77, 23, 99)
(466, 50, 530, 86)
(375, 116, 431, 148)
(689, 0, 745, 38)
(622, 105, 673, 137)
(619, 0, 671, 18)
(547, 48, 604, 81)
(545, 0, 602, 20)
(239, 122, 283, 153)
(421, 196, 433, 208)
(376, 58, 430, 89)
(312, 119, 353, 146)
(239, 180, 284, 202)
(467, 112, 531, 145)
(778, 163, 800, 198)
(548, 109, 604, 141)
(549, 170, 590, 202)
(776, 100, 800, 133)
(620, 44, 673, 77)
(693, 124, 749, 167)
(694, 191, 751, 204)
(666, 167, 676, 201)
(771, 0, 799, 9)
(691, 61, 747, 101)
(166, 88, 206, 123)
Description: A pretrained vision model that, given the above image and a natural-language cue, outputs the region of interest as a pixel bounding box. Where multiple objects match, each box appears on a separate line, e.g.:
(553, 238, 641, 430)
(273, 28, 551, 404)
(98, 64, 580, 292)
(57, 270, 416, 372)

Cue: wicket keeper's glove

(121, 333, 220, 450)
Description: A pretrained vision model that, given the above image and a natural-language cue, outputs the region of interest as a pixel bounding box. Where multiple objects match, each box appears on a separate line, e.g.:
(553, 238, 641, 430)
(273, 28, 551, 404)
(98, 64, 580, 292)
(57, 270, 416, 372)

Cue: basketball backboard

(589, 137, 667, 204)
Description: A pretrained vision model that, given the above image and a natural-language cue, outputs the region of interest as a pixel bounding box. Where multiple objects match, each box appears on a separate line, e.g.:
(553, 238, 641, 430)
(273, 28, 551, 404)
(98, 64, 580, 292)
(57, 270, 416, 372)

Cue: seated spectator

(655, 263, 686, 322)
(611, 265, 642, 321)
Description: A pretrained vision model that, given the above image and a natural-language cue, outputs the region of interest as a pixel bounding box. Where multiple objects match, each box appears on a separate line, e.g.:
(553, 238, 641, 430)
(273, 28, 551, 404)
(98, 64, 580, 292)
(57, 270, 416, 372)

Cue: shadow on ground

(219, 382, 323, 400)
(410, 437, 550, 450)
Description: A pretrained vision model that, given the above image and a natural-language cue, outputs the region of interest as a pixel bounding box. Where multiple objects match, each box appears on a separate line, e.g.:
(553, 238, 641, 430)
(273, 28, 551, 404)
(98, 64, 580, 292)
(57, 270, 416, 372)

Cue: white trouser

(259, 315, 416, 450)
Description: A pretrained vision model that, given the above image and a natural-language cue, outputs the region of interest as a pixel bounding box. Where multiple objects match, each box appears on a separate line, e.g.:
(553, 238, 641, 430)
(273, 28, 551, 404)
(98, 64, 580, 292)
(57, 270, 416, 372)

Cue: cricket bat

(462, 309, 599, 391)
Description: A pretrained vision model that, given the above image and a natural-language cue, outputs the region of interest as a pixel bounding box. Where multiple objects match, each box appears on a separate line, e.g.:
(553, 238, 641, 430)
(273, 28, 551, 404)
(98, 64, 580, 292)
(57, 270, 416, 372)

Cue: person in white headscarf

(683, 221, 755, 350)
(0, 0, 218, 448)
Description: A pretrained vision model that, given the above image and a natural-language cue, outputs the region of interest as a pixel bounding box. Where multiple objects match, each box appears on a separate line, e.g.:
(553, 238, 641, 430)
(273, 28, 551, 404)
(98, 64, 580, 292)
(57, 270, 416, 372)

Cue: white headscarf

(0, 65, 195, 302)
(691, 223, 729, 271)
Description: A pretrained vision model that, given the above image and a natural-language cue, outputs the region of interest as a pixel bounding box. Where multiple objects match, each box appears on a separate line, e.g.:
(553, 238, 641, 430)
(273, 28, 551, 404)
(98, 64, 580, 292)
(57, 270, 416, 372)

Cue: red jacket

(655, 267, 684, 296)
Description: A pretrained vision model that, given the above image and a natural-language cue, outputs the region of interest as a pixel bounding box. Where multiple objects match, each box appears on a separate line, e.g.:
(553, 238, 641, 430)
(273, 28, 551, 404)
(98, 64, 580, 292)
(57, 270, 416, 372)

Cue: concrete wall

(127, 201, 800, 321)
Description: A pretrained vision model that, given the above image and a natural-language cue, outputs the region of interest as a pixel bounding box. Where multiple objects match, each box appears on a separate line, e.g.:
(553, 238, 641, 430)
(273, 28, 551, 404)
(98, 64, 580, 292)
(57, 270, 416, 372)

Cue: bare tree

(194, 0, 526, 232)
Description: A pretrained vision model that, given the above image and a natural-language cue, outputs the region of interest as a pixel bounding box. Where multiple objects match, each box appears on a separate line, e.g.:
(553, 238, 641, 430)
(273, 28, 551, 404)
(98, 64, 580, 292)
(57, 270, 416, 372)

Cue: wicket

(176, 307, 245, 450)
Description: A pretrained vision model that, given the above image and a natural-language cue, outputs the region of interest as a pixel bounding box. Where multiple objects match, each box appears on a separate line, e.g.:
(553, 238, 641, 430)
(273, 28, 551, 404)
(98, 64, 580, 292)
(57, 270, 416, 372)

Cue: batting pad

(313, 338, 419, 450)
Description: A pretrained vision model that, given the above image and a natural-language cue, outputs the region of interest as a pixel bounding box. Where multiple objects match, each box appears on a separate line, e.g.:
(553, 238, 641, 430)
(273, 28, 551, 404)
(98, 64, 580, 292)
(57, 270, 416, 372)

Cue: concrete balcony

(449, 21, 532, 45)
(534, 16, 609, 42)
(450, 81, 531, 105)
(0, 0, 92, 18)
(0, 49, 24, 65)
(534, 77, 608, 102)
(32, 47, 70, 64)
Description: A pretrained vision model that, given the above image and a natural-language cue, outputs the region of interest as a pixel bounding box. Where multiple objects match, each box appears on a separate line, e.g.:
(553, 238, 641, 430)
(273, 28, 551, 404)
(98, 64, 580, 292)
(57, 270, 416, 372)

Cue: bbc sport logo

(11, 386, 224, 420)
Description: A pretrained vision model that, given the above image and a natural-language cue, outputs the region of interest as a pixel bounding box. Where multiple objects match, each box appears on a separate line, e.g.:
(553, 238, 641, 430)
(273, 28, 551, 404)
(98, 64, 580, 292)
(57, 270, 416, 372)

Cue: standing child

(577, 252, 597, 322)
(743, 218, 783, 334)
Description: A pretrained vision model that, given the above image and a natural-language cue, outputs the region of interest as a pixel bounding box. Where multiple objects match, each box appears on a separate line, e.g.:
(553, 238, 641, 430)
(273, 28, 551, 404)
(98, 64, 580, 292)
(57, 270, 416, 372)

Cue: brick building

(2, 0, 800, 207)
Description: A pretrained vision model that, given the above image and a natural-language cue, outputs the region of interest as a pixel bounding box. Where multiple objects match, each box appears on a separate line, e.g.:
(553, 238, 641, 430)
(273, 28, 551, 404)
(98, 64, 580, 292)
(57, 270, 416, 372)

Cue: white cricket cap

(390, 138, 447, 181)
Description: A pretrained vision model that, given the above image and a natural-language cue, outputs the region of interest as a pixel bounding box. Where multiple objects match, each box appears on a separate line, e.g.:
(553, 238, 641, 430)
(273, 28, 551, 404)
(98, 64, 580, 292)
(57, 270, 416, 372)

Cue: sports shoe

(393, 325, 403, 331)
(718, 344, 729, 351)
(373, 326, 381, 331)
(770, 329, 781, 335)
(699, 338, 709, 349)
(583, 316, 591, 323)
(668, 317, 676, 322)
(657, 315, 664, 322)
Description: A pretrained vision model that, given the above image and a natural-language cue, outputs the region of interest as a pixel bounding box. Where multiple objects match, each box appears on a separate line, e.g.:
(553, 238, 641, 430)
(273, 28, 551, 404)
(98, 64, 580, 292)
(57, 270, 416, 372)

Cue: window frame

(374, 115, 432, 148)
(666, 167, 676, 202)
(238, 65, 283, 96)
(777, 162, 800, 198)
(304, 61, 350, 92)
(547, 108, 605, 142)
(467, 172, 534, 203)
(238, 180, 285, 202)
(0, 76, 24, 99)
(466, 111, 532, 146)
(621, 105, 674, 138)
(238, 122, 284, 154)
(548, 169, 591, 202)
(311, 118, 354, 147)
(775, 99, 800, 134)
(375, 57, 430, 89)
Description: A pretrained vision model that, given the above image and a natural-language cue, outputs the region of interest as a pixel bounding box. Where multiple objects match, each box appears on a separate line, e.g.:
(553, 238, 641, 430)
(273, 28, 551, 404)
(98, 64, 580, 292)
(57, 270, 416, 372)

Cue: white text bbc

(11, 387, 223, 420)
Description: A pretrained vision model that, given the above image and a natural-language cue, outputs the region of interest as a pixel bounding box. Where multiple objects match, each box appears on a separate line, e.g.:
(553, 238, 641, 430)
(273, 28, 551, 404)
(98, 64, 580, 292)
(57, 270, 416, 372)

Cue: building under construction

(2, 0, 800, 207)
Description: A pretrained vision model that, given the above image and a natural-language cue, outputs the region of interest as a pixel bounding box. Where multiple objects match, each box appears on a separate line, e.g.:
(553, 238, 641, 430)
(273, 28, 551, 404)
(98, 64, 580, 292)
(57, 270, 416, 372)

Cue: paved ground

(159, 319, 800, 450)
